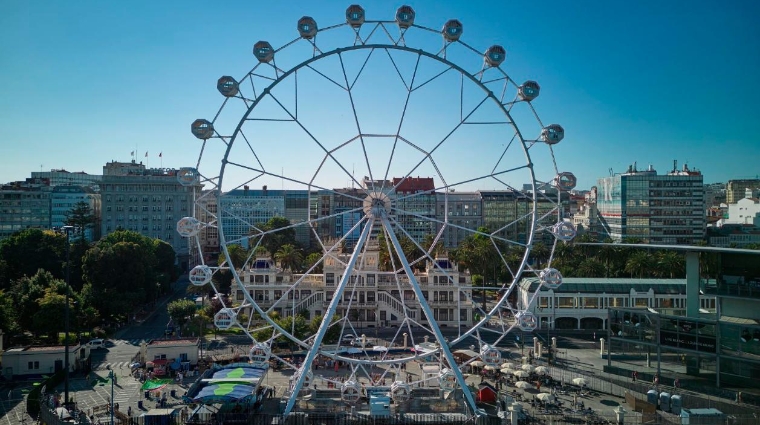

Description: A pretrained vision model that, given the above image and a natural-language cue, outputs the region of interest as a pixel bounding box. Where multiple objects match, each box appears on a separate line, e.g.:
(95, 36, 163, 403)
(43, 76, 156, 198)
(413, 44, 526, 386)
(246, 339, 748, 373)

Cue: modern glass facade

(607, 307, 760, 390)
(597, 170, 705, 244)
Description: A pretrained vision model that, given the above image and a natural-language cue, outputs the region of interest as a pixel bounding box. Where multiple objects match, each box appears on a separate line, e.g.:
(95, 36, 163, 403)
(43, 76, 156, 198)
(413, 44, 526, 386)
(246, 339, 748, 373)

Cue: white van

(88, 339, 105, 349)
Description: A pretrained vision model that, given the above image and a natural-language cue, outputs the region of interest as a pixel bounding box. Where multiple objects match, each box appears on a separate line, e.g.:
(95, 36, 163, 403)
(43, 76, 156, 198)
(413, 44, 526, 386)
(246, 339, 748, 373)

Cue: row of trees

(0, 227, 178, 345)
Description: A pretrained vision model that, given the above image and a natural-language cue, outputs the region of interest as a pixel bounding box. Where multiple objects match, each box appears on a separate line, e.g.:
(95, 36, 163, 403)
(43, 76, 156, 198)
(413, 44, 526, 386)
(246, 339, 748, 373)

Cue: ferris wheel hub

(362, 191, 391, 218)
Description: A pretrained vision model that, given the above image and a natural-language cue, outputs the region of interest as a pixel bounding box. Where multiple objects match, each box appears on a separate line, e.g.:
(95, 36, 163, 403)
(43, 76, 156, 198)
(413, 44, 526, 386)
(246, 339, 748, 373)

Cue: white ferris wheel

(179, 5, 576, 416)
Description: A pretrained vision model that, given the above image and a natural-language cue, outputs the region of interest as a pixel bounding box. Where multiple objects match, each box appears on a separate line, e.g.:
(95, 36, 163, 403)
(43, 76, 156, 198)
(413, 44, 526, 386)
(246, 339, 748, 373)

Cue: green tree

(530, 242, 550, 268)
(625, 250, 654, 278)
(32, 287, 68, 340)
(82, 239, 155, 320)
(167, 299, 198, 337)
(655, 251, 685, 278)
(309, 314, 341, 344)
(0, 229, 66, 290)
(10, 270, 55, 333)
(275, 244, 303, 272)
(251, 216, 298, 256)
(576, 258, 606, 277)
(303, 252, 324, 273)
(214, 244, 248, 294)
(65, 201, 97, 240)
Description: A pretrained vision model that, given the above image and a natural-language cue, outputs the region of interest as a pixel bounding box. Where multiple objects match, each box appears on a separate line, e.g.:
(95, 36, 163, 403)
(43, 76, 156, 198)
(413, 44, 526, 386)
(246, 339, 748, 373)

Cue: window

(28, 361, 40, 370)
(557, 297, 574, 308)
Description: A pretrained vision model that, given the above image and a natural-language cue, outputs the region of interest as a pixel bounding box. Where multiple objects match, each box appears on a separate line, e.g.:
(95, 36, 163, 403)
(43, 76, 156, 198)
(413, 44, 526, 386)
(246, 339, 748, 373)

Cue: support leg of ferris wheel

(282, 217, 375, 416)
(380, 215, 481, 416)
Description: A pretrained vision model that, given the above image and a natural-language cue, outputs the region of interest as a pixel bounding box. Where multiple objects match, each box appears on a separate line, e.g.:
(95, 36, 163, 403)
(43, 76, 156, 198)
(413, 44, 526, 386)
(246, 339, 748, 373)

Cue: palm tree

(218, 244, 248, 270)
(275, 244, 303, 272)
(530, 241, 550, 268)
(577, 258, 606, 277)
(656, 251, 685, 278)
(625, 251, 653, 278)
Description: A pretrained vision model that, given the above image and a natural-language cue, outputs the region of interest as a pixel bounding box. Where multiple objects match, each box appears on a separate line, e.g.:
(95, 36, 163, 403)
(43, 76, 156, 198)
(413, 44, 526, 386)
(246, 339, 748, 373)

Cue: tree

(625, 251, 653, 278)
(0, 229, 66, 290)
(303, 252, 324, 273)
(82, 240, 155, 321)
(65, 201, 97, 239)
(576, 258, 606, 277)
(275, 244, 303, 272)
(9, 270, 55, 333)
(215, 244, 248, 295)
(655, 251, 685, 278)
(32, 287, 68, 340)
(167, 299, 198, 337)
(251, 217, 298, 256)
(530, 242, 550, 268)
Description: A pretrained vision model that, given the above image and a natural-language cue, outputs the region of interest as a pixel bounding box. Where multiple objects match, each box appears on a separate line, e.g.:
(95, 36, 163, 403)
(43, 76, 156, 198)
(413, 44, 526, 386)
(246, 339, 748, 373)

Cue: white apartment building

(232, 248, 474, 329)
(722, 189, 760, 226)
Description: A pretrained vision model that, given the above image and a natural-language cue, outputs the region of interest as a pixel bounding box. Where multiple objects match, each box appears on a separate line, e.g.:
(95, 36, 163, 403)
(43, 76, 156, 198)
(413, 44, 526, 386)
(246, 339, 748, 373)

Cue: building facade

(51, 185, 102, 241)
(0, 181, 52, 240)
(436, 191, 482, 248)
(597, 163, 705, 244)
(726, 179, 760, 204)
(100, 161, 199, 270)
(232, 250, 474, 329)
(517, 277, 717, 331)
(219, 187, 310, 250)
(31, 169, 101, 188)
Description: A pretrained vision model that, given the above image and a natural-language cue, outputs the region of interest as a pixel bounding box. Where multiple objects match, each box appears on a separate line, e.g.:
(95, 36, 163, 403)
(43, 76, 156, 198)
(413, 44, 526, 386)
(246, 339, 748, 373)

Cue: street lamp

(106, 366, 115, 425)
(62, 225, 74, 406)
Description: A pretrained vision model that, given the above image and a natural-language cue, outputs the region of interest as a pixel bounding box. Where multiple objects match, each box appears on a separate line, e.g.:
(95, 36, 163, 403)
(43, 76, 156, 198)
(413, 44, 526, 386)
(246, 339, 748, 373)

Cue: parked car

(88, 339, 105, 350)
(341, 334, 359, 344)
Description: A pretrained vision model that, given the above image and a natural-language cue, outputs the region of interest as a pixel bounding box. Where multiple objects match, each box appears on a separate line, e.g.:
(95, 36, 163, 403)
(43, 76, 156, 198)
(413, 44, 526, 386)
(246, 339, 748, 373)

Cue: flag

(145, 151, 148, 157)
(159, 152, 162, 158)
(131, 151, 134, 156)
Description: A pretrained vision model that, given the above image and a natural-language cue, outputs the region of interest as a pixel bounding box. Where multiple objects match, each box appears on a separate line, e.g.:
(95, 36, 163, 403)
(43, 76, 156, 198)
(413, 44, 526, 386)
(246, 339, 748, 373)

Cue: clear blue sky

(2, 0, 759, 190)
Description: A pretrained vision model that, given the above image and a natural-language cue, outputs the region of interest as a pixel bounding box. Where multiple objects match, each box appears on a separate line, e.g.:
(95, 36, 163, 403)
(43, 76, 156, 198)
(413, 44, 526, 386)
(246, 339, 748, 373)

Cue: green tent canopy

(141, 379, 173, 391)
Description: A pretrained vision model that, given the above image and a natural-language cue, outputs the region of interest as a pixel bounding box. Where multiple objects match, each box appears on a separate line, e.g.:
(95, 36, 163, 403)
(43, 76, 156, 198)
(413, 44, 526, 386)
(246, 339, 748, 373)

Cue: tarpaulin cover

(211, 367, 265, 380)
(141, 379, 172, 391)
(192, 383, 254, 402)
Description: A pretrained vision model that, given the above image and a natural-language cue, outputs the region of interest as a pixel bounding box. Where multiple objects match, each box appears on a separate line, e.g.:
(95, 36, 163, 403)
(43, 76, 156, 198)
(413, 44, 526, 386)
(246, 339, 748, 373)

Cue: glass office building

(607, 307, 760, 390)
(597, 163, 705, 244)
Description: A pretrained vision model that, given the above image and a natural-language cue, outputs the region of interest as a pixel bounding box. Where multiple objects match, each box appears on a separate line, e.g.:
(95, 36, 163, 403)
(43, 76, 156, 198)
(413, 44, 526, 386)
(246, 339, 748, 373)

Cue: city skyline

(2, 0, 759, 190)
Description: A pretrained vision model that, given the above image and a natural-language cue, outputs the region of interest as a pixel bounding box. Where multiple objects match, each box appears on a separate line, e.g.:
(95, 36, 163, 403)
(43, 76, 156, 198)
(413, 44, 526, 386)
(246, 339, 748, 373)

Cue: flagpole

(160, 153, 163, 169)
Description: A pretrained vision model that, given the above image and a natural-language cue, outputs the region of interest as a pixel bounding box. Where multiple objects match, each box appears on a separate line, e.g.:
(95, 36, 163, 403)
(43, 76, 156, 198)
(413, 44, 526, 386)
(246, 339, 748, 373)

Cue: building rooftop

(5, 344, 80, 353)
(148, 338, 199, 346)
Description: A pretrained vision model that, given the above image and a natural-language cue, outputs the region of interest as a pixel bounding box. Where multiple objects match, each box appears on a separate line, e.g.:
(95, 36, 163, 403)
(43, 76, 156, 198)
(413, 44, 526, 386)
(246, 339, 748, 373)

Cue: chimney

(263, 185, 268, 195)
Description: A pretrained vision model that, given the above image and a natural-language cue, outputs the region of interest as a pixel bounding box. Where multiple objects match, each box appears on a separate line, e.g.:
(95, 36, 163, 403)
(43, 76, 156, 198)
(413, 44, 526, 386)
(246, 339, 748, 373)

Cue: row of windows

(107, 205, 174, 212)
(537, 296, 694, 309)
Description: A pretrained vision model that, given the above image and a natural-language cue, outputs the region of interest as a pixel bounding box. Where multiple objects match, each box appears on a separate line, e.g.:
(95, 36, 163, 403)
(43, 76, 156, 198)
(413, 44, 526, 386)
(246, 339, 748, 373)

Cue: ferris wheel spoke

(304, 64, 347, 91)
(265, 91, 365, 190)
(337, 52, 376, 185)
(379, 53, 421, 193)
(391, 95, 490, 193)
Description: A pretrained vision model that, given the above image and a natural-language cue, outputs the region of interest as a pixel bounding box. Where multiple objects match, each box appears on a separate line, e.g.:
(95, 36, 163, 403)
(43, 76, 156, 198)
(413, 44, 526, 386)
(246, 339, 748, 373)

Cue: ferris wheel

(180, 5, 576, 416)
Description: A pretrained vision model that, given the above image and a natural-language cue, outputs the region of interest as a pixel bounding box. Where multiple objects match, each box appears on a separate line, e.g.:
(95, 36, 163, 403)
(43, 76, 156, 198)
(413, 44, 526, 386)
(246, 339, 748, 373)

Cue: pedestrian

(127, 406, 132, 417)
(631, 371, 637, 382)
(674, 378, 679, 389)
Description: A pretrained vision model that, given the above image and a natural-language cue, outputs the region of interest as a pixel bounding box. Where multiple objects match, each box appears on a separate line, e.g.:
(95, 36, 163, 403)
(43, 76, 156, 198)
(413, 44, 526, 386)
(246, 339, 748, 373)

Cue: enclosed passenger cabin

(217, 76, 239, 97)
(442, 19, 463, 42)
(518, 80, 540, 101)
(346, 5, 365, 28)
(191, 119, 214, 140)
(297, 16, 318, 39)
